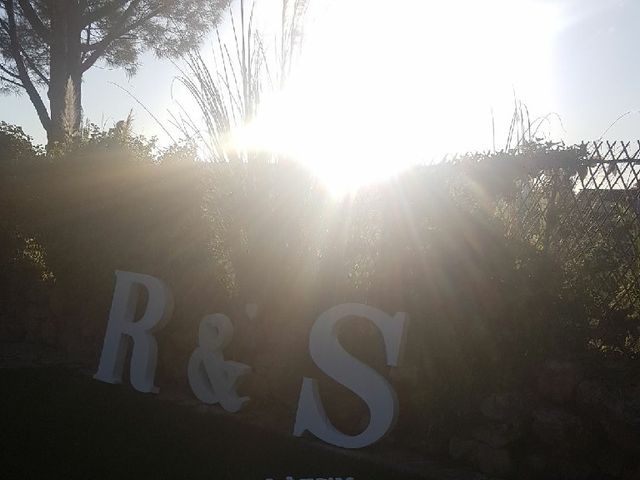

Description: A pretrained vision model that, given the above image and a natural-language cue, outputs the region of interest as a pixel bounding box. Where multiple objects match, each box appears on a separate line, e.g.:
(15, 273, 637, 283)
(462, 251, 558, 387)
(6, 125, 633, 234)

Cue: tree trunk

(47, 0, 83, 146)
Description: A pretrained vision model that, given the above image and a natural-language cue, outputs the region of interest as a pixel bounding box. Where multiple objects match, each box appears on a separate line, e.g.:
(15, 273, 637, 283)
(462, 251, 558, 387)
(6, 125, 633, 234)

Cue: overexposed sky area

(1, 0, 639, 158)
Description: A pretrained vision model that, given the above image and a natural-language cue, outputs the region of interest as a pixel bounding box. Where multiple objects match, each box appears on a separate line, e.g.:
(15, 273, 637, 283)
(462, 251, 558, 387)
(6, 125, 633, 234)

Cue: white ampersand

(188, 313, 251, 412)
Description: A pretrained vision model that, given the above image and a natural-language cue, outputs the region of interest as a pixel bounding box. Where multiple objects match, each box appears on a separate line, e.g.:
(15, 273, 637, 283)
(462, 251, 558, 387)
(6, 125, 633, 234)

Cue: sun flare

(228, 0, 561, 196)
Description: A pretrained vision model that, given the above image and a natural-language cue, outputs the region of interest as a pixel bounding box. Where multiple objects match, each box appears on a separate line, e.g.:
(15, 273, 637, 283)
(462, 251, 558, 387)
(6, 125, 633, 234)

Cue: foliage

(171, 0, 310, 161)
(0, 121, 43, 162)
(461, 143, 640, 355)
(1, 122, 638, 444)
(0, 122, 46, 340)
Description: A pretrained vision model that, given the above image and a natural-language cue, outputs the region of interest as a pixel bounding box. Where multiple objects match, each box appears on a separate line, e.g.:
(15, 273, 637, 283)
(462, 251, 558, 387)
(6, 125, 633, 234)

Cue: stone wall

(448, 359, 640, 479)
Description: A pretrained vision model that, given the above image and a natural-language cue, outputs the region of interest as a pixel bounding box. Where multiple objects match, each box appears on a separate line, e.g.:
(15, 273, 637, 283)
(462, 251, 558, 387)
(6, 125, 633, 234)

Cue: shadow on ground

(0, 367, 428, 480)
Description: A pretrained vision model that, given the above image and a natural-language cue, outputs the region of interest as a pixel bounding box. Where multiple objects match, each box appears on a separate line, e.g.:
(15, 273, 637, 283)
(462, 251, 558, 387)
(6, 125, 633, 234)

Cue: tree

(0, 0, 229, 145)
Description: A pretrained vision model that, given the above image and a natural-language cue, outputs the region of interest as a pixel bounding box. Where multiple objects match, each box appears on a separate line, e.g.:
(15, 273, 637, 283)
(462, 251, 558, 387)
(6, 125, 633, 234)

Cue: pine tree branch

(2, 0, 50, 130)
(0, 63, 20, 78)
(16, 0, 49, 41)
(19, 43, 48, 84)
(81, 0, 130, 27)
(0, 73, 22, 87)
(0, 7, 48, 84)
(80, 0, 143, 53)
(81, 2, 169, 73)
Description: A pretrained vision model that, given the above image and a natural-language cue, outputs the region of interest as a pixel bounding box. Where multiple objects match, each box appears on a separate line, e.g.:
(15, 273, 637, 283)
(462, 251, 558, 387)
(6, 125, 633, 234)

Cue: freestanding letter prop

(188, 313, 251, 412)
(94, 270, 174, 393)
(293, 303, 408, 448)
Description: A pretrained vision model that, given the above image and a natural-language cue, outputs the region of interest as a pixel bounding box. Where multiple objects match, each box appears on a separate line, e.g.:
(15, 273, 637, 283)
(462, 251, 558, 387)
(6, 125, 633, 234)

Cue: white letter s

(293, 303, 408, 448)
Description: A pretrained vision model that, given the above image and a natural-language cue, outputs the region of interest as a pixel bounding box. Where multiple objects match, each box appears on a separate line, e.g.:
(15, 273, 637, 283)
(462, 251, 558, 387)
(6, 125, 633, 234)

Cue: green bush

(1, 124, 637, 447)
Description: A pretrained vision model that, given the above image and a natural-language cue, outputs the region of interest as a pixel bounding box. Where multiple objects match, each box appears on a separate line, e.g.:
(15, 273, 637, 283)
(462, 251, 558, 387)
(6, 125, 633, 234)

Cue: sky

(1, 0, 639, 159)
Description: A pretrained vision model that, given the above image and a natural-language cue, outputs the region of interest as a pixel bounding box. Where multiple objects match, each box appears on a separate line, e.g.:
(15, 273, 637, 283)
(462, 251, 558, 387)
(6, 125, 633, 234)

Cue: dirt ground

(0, 365, 433, 480)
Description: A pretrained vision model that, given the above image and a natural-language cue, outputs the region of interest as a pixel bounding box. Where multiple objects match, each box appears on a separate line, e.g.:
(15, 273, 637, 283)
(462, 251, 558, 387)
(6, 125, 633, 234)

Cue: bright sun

(229, 0, 561, 196)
